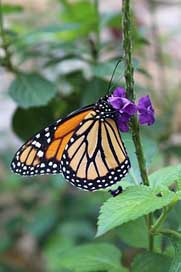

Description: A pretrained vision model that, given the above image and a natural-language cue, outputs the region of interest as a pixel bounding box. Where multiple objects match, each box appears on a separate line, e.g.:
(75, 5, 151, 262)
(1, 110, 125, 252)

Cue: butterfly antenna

(106, 58, 123, 95)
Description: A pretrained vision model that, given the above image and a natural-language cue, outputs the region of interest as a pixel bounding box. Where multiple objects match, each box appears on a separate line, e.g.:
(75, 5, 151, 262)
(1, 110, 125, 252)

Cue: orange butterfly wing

(11, 107, 93, 176)
(60, 116, 130, 191)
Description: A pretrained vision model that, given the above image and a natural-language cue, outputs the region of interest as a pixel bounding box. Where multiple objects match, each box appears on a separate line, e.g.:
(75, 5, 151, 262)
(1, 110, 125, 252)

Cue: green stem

(151, 207, 168, 233)
(151, 197, 178, 234)
(122, 0, 153, 251)
(157, 229, 181, 240)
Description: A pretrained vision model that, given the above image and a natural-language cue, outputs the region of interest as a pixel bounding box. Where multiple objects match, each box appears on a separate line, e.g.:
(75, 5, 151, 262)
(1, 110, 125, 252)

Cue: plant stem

(122, 0, 153, 251)
(151, 207, 168, 233)
(157, 229, 181, 240)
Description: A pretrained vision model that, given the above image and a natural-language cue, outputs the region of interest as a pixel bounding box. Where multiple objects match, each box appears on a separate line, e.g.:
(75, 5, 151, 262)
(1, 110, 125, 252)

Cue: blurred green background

(0, 0, 180, 271)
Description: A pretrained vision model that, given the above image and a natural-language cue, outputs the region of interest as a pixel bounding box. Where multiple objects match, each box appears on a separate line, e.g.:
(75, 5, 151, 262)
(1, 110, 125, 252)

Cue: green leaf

(44, 235, 75, 272)
(92, 61, 124, 80)
(1, 4, 23, 13)
(59, 0, 98, 39)
(97, 186, 176, 237)
(167, 201, 181, 230)
(169, 236, 181, 272)
(58, 243, 127, 272)
(119, 217, 161, 249)
(8, 73, 57, 108)
(131, 252, 171, 272)
(149, 164, 181, 192)
(12, 105, 55, 141)
(119, 217, 148, 248)
(81, 77, 108, 105)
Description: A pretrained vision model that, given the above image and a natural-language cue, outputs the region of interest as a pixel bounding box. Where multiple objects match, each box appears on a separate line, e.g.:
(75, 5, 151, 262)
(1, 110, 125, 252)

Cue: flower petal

(137, 95, 155, 126)
(138, 95, 152, 110)
(107, 96, 122, 109)
(123, 102, 137, 115)
(113, 87, 126, 98)
(118, 121, 129, 132)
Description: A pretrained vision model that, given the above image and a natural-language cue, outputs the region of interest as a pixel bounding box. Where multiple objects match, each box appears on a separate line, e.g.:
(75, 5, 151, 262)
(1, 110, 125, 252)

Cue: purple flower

(108, 86, 137, 132)
(117, 113, 130, 132)
(108, 96, 137, 115)
(137, 95, 155, 126)
(113, 87, 126, 98)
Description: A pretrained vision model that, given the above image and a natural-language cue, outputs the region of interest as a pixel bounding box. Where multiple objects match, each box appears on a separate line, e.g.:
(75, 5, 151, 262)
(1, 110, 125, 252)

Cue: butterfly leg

(109, 186, 123, 197)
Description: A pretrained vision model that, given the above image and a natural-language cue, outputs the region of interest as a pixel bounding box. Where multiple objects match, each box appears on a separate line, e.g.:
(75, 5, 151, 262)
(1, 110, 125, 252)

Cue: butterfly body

(11, 96, 131, 192)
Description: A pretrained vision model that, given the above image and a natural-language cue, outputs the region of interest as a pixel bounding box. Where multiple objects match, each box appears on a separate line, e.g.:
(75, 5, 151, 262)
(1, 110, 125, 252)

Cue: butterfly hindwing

(60, 113, 131, 191)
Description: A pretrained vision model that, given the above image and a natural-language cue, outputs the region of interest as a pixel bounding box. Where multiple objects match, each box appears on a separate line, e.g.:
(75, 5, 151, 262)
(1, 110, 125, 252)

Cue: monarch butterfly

(11, 96, 131, 196)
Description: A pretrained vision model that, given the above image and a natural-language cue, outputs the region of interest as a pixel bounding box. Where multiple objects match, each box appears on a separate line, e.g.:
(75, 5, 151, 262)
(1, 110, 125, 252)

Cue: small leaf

(169, 236, 181, 272)
(149, 164, 181, 192)
(8, 73, 57, 108)
(97, 186, 176, 237)
(131, 252, 171, 272)
(1, 4, 23, 13)
(58, 243, 127, 272)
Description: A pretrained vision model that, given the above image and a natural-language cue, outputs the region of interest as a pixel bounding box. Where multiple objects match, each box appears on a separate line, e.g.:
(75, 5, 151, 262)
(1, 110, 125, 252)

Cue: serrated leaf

(8, 73, 57, 108)
(131, 252, 171, 272)
(97, 186, 176, 237)
(149, 164, 181, 191)
(58, 243, 127, 272)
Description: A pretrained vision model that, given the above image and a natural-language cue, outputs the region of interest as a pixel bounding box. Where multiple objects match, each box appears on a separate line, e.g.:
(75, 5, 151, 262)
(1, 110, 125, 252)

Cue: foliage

(97, 185, 177, 237)
(46, 243, 128, 272)
(131, 252, 171, 272)
(0, 0, 180, 272)
(8, 73, 57, 108)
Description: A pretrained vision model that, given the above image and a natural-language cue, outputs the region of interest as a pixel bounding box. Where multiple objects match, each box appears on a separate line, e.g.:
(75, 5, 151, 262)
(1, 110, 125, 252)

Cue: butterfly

(11, 95, 131, 195)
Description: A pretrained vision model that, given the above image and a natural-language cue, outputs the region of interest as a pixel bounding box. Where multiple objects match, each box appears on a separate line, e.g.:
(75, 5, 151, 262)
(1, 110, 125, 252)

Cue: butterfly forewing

(11, 107, 93, 176)
(11, 119, 63, 176)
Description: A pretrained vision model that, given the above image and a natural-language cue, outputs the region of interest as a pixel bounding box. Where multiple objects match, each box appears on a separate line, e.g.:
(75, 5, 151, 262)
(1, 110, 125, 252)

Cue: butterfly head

(94, 96, 115, 119)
